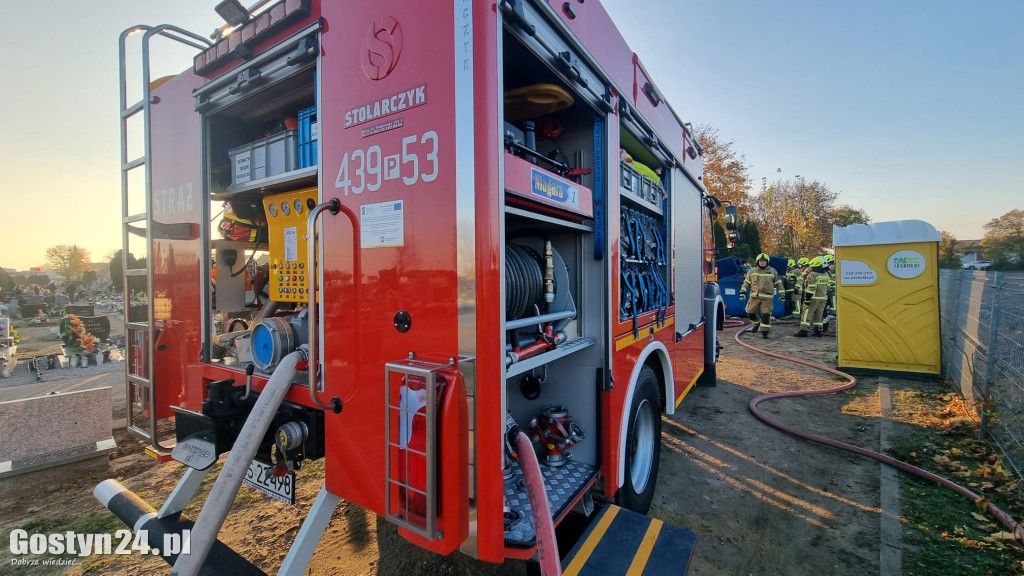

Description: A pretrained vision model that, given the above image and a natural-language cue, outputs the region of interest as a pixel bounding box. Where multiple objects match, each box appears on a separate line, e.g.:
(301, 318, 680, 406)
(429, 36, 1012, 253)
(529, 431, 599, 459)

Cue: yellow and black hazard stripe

(562, 504, 696, 575)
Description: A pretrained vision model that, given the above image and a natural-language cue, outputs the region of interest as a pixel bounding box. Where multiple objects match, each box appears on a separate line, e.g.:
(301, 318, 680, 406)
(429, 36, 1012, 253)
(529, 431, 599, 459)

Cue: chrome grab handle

(306, 198, 358, 413)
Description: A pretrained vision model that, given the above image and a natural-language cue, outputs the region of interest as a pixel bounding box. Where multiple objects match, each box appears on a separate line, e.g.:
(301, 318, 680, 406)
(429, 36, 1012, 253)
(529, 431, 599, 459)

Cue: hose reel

(505, 243, 546, 321)
(504, 240, 575, 331)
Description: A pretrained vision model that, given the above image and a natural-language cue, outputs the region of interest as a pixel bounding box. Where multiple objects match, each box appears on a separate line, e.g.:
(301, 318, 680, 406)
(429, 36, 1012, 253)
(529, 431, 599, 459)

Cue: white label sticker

(840, 260, 879, 286)
(724, 288, 736, 296)
(284, 227, 298, 261)
(360, 200, 405, 248)
(887, 249, 926, 279)
(234, 152, 251, 183)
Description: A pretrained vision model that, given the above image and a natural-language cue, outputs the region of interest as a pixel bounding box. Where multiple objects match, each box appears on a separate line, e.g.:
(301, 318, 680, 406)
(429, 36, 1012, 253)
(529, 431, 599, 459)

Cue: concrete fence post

(980, 271, 1002, 442)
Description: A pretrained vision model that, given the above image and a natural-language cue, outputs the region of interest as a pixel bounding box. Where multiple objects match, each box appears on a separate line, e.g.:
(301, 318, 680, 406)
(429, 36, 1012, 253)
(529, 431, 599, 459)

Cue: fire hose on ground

(733, 322, 1024, 543)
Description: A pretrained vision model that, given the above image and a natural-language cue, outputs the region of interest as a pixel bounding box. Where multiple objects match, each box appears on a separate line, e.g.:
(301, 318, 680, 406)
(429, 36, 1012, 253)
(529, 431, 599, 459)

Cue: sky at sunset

(1, 0, 1020, 271)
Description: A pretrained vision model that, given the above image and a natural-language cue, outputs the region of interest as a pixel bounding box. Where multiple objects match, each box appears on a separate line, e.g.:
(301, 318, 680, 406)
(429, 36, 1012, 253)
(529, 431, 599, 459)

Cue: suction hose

(735, 324, 1024, 543)
(171, 350, 304, 575)
(513, 430, 561, 576)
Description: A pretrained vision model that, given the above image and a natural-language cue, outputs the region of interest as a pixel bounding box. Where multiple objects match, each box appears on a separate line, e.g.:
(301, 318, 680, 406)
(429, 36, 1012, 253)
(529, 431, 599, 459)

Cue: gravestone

(80, 316, 112, 341)
(65, 304, 96, 317)
(0, 387, 115, 491)
(60, 315, 112, 342)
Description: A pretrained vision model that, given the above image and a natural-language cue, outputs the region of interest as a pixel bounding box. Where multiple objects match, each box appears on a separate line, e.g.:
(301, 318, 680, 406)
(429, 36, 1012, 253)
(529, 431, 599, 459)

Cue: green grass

(889, 434, 1023, 576)
(2, 511, 125, 574)
(17, 511, 121, 535)
(900, 475, 1019, 576)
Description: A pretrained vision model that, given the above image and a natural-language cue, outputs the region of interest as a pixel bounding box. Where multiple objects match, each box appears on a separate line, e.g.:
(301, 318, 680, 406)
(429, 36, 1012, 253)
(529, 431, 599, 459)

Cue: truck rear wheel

(616, 365, 661, 514)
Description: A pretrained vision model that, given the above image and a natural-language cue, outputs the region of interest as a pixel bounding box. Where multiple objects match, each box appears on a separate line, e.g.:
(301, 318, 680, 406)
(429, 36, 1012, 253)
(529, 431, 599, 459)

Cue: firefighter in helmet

(794, 257, 811, 317)
(822, 253, 836, 331)
(739, 253, 783, 338)
(795, 256, 830, 337)
(784, 258, 800, 318)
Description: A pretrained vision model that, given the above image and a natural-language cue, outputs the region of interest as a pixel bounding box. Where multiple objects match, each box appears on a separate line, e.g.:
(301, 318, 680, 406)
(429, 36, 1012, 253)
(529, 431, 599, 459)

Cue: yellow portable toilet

(833, 220, 941, 375)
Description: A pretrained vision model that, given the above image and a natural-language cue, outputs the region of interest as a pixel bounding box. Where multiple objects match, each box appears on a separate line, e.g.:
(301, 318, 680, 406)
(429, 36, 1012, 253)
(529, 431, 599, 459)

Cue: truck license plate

(243, 459, 295, 505)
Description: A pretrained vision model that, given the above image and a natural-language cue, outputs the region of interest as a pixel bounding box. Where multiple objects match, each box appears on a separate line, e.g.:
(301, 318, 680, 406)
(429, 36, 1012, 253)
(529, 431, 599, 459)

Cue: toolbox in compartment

(620, 161, 664, 206)
(229, 129, 298, 185)
(297, 106, 318, 168)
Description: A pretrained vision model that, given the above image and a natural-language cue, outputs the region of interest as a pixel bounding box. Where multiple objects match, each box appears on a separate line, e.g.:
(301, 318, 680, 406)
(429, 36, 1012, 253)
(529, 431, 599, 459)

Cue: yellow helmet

(809, 257, 825, 268)
(824, 254, 835, 264)
(797, 257, 810, 267)
(788, 258, 796, 268)
(756, 252, 770, 262)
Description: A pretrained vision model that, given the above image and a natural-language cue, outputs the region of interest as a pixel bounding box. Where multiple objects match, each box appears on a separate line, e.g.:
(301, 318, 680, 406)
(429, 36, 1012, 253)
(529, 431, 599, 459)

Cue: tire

(616, 365, 662, 514)
(968, 266, 976, 270)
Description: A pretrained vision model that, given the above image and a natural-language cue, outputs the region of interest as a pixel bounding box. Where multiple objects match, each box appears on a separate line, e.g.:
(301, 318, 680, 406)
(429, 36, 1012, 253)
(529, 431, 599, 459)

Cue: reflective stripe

(626, 519, 663, 575)
(564, 506, 620, 575)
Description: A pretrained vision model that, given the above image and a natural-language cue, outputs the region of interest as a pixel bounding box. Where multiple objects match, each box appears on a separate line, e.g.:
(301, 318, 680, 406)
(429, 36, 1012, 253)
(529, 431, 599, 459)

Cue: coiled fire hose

(734, 323, 1024, 543)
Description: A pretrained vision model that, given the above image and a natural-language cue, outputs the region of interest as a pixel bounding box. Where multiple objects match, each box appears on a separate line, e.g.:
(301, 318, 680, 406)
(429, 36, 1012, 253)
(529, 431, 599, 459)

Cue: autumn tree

(751, 177, 838, 258)
(693, 124, 753, 221)
(46, 245, 92, 281)
(831, 205, 871, 228)
(981, 209, 1024, 270)
(938, 231, 962, 269)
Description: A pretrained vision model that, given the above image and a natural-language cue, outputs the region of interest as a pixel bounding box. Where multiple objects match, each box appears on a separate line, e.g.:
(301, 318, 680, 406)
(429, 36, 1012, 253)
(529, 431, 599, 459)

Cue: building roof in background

(955, 239, 983, 255)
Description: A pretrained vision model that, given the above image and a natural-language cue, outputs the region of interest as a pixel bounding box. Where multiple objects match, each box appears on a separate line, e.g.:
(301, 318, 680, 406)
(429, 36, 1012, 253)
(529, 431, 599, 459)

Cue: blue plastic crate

(297, 106, 318, 168)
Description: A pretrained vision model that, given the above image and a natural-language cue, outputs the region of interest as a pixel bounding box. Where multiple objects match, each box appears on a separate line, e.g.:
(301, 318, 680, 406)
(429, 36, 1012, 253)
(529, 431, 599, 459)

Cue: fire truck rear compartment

(200, 30, 320, 375)
(500, 22, 610, 547)
(502, 217, 601, 546)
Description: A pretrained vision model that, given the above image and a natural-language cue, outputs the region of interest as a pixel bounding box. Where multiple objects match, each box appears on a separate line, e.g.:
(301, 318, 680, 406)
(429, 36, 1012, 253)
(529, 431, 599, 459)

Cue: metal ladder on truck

(118, 25, 209, 453)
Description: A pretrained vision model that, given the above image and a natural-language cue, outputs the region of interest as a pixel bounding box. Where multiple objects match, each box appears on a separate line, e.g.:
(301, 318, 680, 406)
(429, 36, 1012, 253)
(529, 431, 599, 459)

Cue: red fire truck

(96, 0, 729, 573)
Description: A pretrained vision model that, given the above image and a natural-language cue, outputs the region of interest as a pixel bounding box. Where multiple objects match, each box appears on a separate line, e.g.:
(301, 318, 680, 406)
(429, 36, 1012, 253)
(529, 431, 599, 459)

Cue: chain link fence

(939, 270, 1024, 482)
